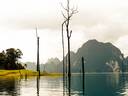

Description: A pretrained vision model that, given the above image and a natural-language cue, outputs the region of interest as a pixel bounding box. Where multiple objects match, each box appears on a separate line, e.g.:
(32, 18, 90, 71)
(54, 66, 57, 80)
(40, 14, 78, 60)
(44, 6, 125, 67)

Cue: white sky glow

(0, 0, 128, 63)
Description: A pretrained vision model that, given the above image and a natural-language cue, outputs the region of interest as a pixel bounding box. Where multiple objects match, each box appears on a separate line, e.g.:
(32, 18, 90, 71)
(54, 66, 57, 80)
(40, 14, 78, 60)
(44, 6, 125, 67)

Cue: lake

(0, 73, 128, 96)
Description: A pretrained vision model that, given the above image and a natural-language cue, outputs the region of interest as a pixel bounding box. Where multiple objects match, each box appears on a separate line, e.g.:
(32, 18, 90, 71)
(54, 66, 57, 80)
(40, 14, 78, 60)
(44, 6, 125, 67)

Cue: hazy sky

(0, 0, 128, 63)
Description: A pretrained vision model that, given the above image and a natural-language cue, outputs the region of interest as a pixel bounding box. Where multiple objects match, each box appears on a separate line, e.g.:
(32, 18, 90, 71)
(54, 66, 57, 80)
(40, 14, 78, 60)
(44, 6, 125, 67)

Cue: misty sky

(0, 0, 128, 63)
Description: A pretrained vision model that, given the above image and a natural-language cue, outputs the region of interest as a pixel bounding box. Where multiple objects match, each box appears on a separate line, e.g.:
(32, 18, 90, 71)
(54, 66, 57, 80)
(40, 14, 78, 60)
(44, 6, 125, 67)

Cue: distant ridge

(27, 39, 125, 72)
(70, 39, 124, 72)
(63, 39, 124, 72)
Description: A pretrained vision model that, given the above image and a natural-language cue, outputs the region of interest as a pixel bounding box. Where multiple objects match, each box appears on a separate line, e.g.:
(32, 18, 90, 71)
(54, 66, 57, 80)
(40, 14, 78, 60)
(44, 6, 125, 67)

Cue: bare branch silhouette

(61, 0, 78, 95)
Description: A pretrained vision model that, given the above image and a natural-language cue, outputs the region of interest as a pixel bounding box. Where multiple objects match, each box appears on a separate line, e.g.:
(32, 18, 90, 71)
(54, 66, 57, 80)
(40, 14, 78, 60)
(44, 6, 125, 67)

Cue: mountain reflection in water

(0, 73, 128, 96)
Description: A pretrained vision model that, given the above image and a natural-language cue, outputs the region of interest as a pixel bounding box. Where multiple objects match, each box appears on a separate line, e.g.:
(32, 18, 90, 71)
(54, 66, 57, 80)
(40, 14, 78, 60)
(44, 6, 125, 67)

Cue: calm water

(0, 73, 128, 96)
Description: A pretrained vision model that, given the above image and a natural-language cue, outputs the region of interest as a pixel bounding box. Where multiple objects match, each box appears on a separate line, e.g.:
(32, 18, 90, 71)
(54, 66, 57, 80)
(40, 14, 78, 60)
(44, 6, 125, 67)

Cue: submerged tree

(61, 0, 78, 76)
(61, 0, 78, 95)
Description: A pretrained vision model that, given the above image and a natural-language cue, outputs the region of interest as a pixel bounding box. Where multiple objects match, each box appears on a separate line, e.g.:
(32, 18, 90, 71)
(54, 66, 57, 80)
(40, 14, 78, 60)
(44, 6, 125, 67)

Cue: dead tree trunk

(81, 57, 85, 95)
(62, 21, 66, 95)
(36, 28, 40, 76)
(61, 0, 78, 95)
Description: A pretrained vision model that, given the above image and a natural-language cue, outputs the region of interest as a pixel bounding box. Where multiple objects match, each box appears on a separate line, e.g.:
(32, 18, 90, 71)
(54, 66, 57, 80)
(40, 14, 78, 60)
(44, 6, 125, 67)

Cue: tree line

(0, 48, 25, 70)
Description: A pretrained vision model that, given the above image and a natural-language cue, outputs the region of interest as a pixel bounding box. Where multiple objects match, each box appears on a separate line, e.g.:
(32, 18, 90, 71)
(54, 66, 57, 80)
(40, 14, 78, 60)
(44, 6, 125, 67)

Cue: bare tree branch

(69, 30, 72, 38)
(60, 3, 68, 12)
(61, 11, 67, 20)
(61, 0, 78, 95)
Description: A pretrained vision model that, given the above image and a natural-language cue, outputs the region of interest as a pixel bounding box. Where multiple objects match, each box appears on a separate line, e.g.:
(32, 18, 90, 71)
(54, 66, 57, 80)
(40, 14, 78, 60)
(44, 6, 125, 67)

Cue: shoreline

(0, 70, 63, 77)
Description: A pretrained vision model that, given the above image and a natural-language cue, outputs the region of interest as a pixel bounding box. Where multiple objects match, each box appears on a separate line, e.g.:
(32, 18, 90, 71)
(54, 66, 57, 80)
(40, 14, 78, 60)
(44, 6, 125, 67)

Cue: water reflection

(63, 73, 128, 96)
(0, 77, 19, 96)
(36, 76, 40, 96)
(84, 74, 118, 96)
(0, 73, 128, 96)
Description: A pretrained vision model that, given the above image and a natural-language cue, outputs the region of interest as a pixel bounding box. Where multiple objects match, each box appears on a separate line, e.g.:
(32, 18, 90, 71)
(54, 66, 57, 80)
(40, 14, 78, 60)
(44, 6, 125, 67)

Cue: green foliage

(0, 51, 6, 68)
(0, 48, 24, 70)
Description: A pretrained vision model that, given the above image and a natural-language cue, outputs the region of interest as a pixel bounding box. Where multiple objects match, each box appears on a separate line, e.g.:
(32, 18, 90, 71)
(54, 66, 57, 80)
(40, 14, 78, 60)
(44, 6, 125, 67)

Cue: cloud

(0, 0, 63, 29)
(114, 35, 128, 57)
(0, 0, 128, 61)
(70, 0, 128, 43)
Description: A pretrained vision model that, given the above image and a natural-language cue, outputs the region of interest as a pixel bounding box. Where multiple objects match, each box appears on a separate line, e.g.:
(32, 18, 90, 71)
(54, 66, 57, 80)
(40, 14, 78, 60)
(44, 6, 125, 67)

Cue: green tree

(0, 51, 6, 68)
(6, 48, 23, 69)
